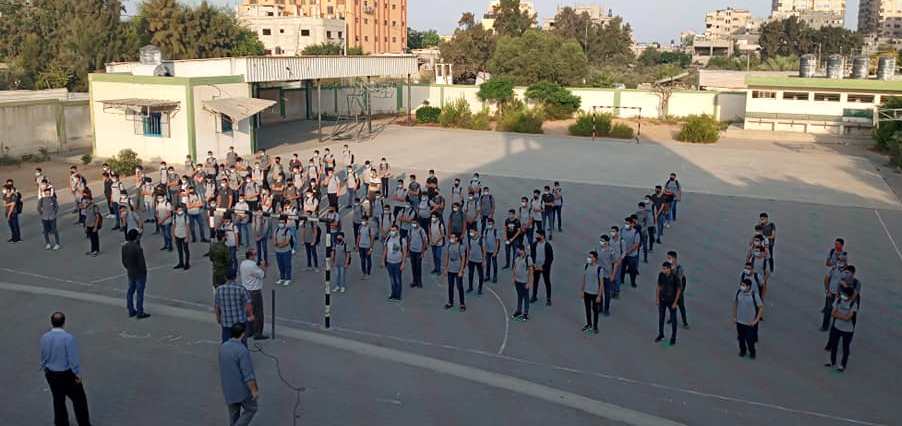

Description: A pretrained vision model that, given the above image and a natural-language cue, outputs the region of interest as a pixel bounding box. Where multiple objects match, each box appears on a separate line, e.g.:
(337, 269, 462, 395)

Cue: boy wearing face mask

(356, 216, 375, 279)
(444, 233, 467, 311)
(552, 182, 563, 232)
(666, 251, 688, 329)
(824, 285, 857, 372)
(758, 213, 776, 272)
(530, 190, 543, 241)
(383, 224, 407, 301)
(511, 245, 534, 321)
(234, 196, 250, 247)
(252, 207, 270, 267)
(378, 158, 392, 197)
(172, 205, 191, 270)
(517, 197, 533, 246)
(503, 209, 522, 269)
(482, 219, 500, 283)
(429, 214, 446, 275)
(747, 235, 770, 299)
(301, 219, 321, 272)
(608, 226, 624, 299)
(466, 228, 486, 295)
(597, 235, 616, 316)
(739, 262, 761, 296)
(186, 187, 207, 242)
(449, 178, 464, 207)
(581, 251, 603, 334)
(448, 202, 465, 240)
(273, 215, 293, 286)
(332, 232, 352, 293)
(655, 262, 681, 345)
(821, 253, 848, 331)
(541, 186, 555, 240)
(479, 186, 495, 232)
(621, 217, 641, 289)
(733, 278, 763, 358)
(529, 230, 554, 306)
(156, 195, 174, 251)
(345, 166, 359, 209)
(464, 192, 480, 233)
(426, 170, 439, 198)
(407, 220, 428, 288)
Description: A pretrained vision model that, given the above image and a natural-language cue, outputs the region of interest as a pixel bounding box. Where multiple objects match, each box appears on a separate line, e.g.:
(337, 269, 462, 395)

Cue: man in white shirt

(239, 250, 268, 340)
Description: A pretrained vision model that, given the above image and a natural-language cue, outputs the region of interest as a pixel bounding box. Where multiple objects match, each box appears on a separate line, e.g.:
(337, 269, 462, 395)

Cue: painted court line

(0, 280, 682, 426)
(0, 279, 887, 426)
(874, 209, 902, 264)
(486, 286, 510, 355)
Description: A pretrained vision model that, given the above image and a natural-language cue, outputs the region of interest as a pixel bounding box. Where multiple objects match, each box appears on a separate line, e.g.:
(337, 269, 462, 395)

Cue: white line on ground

(0, 280, 684, 426)
(0, 268, 94, 287)
(874, 209, 902, 263)
(486, 287, 510, 355)
(89, 264, 170, 284)
(0, 279, 886, 426)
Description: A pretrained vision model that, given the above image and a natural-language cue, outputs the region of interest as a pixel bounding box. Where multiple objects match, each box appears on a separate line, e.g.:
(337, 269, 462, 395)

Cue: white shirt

(239, 259, 265, 291)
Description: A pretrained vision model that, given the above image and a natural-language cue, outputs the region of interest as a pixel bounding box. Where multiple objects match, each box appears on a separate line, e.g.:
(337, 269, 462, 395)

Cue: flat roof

(747, 76, 902, 93)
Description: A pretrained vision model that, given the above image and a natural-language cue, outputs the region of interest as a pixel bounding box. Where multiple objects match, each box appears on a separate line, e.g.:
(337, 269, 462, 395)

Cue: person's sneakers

(183, 264, 190, 270)
(52, 244, 60, 250)
(682, 323, 690, 329)
(332, 286, 341, 292)
(477, 290, 483, 295)
(174, 264, 184, 269)
(387, 297, 401, 302)
(836, 365, 845, 372)
(444, 303, 453, 309)
(511, 311, 522, 319)
(339, 287, 346, 293)
(665, 223, 671, 229)
(545, 300, 552, 306)
(275, 279, 284, 286)
(654, 335, 664, 343)
(466, 288, 474, 293)
(283, 280, 291, 286)
(291, 249, 297, 255)
(581, 325, 591, 332)
(749, 352, 756, 359)
(529, 297, 538, 303)
(592, 328, 599, 334)
(45, 243, 52, 250)
(656, 239, 662, 244)
(739, 351, 747, 357)
(91, 251, 99, 257)
(459, 304, 466, 312)
(502, 265, 510, 270)
(136, 313, 151, 319)
(521, 314, 529, 321)
(253, 334, 270, 341)
(669, 337, 677, 346)
(105, 214, 115, 219)
(128, 312, 137, 318)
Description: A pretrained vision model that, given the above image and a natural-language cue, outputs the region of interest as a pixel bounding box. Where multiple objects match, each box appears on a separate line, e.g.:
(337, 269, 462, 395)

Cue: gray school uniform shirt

(513, 254, 532, 283)
(597, 245, 616, 277)
(173, 213, 189, 239)
(622, 227, 641, 257)
(483, 227, 499, 254)
(385, 235, 405, 264)
(735, 289, 763, 325)
(480, 194, 494, 217)
(358, 223, 374, 249)
(408, 226, 427, 253)
(466, 235, 484, 263)
(583, 263, 602, 295)
(446, 242, 465, 273)
(831, 298, 857, 332)
(274, 225, 292, 253)
(334, 240, 350, 265)
(534, 240, 546, 265)
(609, 236, 624, 259)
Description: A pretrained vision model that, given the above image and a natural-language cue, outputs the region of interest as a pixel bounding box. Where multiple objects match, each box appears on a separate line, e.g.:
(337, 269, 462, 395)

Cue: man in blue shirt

(215, 270, 254, 344)
(40, 312, 91, 425)
(219, 323, 259, 426)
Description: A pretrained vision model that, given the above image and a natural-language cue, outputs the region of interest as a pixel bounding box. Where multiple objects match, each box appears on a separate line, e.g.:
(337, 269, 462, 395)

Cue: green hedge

(677, 115, 720, 143)
(568, 112, 612, 137)
(108, 149, 142, 177)
(525, 81, 581, 120)
(499, 107, 544, 134)
(471, 109, 492, 130)
(609, 123, 635, 139)
(415, 106, 441, 123)
(439, 98, 473, 129)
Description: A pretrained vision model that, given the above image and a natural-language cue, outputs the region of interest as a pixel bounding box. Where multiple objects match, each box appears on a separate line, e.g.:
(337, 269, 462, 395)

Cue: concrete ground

(2, 125, 901, 426)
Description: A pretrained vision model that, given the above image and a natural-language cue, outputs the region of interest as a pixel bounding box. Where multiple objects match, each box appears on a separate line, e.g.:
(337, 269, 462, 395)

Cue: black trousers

(467, 261, 484, 292)
(249, 289, 265, 337)
(45, 369, 91, 426)
(175, 237, 190, 266)
(583, 292, 600, 330)
(447, 272, 464, 305)
(821, 293, 836, 330)
(657, 302, 677, 339)
(736, 323, 757, 355)
(409, 251, 423, 287)
(531, 268, 551, 302)
(86, 228, 99, 253)
(827, 326, 854, 367)
(677, 295, 688, 325)
(328, 193, 339, 209)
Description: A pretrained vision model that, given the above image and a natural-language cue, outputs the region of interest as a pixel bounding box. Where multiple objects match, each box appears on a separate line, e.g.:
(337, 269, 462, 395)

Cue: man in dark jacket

(655, 261, 681, 345)
(529, 230, 554, 306)
(210, 230, 230, 288)
(121, 230, 150, 319)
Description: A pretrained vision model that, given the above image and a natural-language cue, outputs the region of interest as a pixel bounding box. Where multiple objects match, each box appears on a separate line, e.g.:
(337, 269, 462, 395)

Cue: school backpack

(14, 192, 23, 215)
(95, 207, 104, 230)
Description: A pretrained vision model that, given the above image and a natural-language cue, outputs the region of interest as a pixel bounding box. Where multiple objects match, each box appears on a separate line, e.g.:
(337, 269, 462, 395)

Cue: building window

(814, 92, 840, 102)
(264, 49, 272, 55)
(133, 111, 170, 138)
(327, 30, 332, 38)
(364, 36, 368, 41)
(364, 18, 368, 24)
(220, 115, 234, 134)
(262, 28, 272, 35)
(327, 6, 334, 14)
(338, 31, 343, 39)
(782, 91, 810, 101)
(843, 109, 873, 119)
(301, 29, 310, 36)
(847, 94, 875, 103)
(392, 3, 396, 9)
(392, 20, 396, 26)
(752, 90, 776, 99)
(392, 36, 396, 42)
(279, 28, 285, 34)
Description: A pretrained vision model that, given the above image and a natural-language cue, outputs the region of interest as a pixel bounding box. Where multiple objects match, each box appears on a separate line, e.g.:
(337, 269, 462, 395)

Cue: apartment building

(703, 8, 757, 39)
(542, 4, 614, 30)
(771, 0, 845, 27)
(238, 4, 346, 56)
(238, 0, 407, 54)
(481, 0, 538, 30)
(858, 0, 902, 38)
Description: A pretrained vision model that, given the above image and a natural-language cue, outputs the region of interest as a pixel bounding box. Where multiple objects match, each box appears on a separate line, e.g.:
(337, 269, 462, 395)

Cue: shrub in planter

(568, 112, 612, 137)
(108, 149, 142, 177)
(470, 108, 492, 130)
(499, 107, 544, 134)
(438, 98, 473, 129)
(676, 114, 720, 143)
(415, 106, 442, 123)
(525, 81, 581, 120)
(609, 123, 635, 139)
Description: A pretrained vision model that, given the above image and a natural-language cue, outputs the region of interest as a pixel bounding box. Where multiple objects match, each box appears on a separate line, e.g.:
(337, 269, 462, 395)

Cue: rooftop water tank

(800, 54, 817, 78)
(851, 55, 869, 79)
(877, 56, 896, 80)
(826, 54, 844, 79)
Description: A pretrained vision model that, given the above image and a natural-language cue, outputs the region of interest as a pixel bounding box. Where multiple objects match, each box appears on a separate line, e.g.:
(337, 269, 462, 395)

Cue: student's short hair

(753, 234, 763, 240)
(844, 265, 856, 274)
(409, 174, 416, 179)
(536, 230, 545, 237)
(638, 202, 646, 207)
(508, 209, 516, 214)
(428, 169, 435, 173)
(835, 238, 845, 245)
(483, 186, 490, 191)
(744, 262, 753, 267)
(588, 250, 598, 258)
(554, 181, 559, 185)
(600, 234, 610, 242)
(543, 185, 550, 190)
(520, 197, 528, 201)
(667, 250, 677, 258)
(246, 250, 256, 259)
(226, 268, 238, 281)
(662, 261, 672, 268)
(841, 285, 855, 297)
(50, 312, 65, 328)
(230, 322, 246, 339)
(760, 212, 769, 218)
(126, 229, 140, 241)
(741, 278, 752, 286)
(655, 185, 662, 189)
(610, 226, 619, 232)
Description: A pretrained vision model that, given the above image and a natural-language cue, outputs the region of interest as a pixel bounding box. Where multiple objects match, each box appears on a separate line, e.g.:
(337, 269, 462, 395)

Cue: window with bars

(131, 111, 170, 138)
(220, 115, 233, 134)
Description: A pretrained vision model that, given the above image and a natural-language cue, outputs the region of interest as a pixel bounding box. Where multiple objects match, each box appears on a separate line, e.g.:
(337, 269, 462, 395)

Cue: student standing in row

(172, 205, 191, 270)
(825, 285, 857, 372)
(733, 278, 763, 358)
(384, 224, 407, 301)
(3, 180, 22, 243)
(597, 235, 616, 316)
(655, 262, 681, 345)
(530, 230, 554, 306)
(821, 253, 847, 331)
(503, 209, 522, 269)
(407, 222, 427, 288)
(357, 217, 375, 279)
(483, 218, 500, 283)
(758, 213, 776, 273)
(580, 251, 603, 334)
(429, 214, 446, 275)
(239, 250, 268, 340)
(466, 228, 485, 295)
(83, 198, 102, 256)
(332, 232, 352, 293)
(273, 216, 293, 286)
(667, 251, 689, 329)
(38, 187, 61, 250)
(444, 233, 467, 311)
(511, 246, 534, 321)
(302, 219, 321, 272)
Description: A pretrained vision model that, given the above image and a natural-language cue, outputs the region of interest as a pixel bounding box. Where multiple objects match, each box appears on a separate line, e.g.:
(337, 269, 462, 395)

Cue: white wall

(193, 83, 255, 160)
(91, 81, 190, 163)
(63, 102, 92, 150)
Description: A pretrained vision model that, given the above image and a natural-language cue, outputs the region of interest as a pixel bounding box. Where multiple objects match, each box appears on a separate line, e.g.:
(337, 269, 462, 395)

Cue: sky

(125, 0, 861, 43)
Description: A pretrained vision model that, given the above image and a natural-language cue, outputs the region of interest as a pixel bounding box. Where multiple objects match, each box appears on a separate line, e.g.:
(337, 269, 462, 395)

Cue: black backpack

(14, 192, 23, 214)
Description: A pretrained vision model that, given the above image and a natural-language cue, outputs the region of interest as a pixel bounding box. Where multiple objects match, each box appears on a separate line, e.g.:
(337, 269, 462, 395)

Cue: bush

(34, 147, 51, 162)
(476, 78, 515, 110)
(438, 98, 473, 129)
(525, 81, 581, 120)
(81, 153, 93, 165)
(568, 112, 612, 137)
(470, 109, 492, 130)
(415, 106, 441, 124)
(676, 115, 720, 143)
(499, 106, 544, 134)
(609, 123, 635, 139)
(108, 149, 142, 177)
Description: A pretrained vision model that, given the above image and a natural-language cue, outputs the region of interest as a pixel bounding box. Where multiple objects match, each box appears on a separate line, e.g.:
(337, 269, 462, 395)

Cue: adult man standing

(529, 230, 554, 306)
(239, 250, 268, 340)
(122, 230, 151, 319)
(215, 269, 254, 343)
(655, 262, 681, 345)
(40, 312, 91, 426)
(219, 323, 259, 426)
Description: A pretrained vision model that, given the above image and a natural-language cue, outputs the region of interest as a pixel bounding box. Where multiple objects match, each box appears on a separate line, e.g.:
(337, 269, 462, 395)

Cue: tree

(141, 0, 191, 59)
(477, 77, 515, 113)
(488, 30, 588, 86)
(491, 0, 536, 37)
(524, 81, 581, 119)
(408, 28, 441, 50)
(759, 17, 862, 59)
(439, 13, 496, 82)
(638, 47, 662, 67)
(552, 8, 634, 65)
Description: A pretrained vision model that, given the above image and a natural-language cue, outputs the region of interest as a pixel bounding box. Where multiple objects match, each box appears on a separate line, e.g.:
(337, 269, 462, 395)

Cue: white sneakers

(52, 244, 61, 251)
(45, 244, 51, 250)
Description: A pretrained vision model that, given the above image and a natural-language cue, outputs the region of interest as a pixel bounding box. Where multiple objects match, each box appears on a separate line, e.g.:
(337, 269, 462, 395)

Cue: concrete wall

(745, 89, 881, 117)
(0, 99, 91, 157)
(91, 81, 190, 163)
(193, 83, 255, 160)
(716, 92, 747, 122)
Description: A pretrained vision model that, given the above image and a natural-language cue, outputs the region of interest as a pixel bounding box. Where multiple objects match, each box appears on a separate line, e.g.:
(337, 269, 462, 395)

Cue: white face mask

(840, 294, 850, 301)
(740, 285, 750, 292)
(586, 257, 593, 264)
(743, 269, 751, 275)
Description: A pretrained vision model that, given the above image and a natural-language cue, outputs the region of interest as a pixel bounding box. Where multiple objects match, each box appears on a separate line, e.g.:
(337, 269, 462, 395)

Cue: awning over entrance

(203, 97, 276, 122)
(100, 98, 180, 113)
